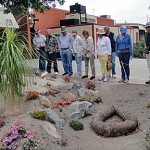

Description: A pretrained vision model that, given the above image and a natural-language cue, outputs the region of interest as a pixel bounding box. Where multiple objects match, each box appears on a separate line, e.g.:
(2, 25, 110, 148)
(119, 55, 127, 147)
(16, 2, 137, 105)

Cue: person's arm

(53, 36, 58, 52)
(87, 37, 94, 52)
(106, 38, 112, 56)
(58, 36, 61, 51)
(78, 37, 83, 50)
(128, 35, 132, 55)
(115, 35, 118, 56)
(69, 34, 73, 50)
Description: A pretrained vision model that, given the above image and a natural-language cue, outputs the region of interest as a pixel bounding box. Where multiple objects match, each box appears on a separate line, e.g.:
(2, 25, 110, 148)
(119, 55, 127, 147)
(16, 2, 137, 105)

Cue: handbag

(107, 60, 112, 71)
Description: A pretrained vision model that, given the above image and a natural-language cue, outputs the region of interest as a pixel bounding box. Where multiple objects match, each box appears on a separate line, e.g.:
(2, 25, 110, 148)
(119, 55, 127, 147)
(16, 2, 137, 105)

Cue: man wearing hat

(96, 28, 111, 82)
(144, 22, 150, 84)
(104, 25, 116, 78)
(72, 29, 83, 77)
(58, 26, 73, 76)
(33, 29, 46, 76)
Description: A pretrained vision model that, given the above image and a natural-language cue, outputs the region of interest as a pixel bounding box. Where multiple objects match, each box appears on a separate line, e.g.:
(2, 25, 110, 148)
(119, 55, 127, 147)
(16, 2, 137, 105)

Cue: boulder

(69, 101, 94, 121)
(40, 121, 61, 139)
(36, 87, 49, 95)
(78, 88, 101, 103)
(39, 96, 52, 108)
(64, 93, 76, 100)
(45, 108, 65, 128)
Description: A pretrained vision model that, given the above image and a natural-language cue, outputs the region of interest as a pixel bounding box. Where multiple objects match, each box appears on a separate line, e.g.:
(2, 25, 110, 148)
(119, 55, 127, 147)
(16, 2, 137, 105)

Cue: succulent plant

(30, 111, 46, 120)
(69, 121, 84, 131)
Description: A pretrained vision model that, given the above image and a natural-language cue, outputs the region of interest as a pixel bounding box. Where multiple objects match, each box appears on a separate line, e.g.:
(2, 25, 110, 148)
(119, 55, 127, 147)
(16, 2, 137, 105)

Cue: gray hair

(104, 25, 110, 30)
(120, 25, 127, 30)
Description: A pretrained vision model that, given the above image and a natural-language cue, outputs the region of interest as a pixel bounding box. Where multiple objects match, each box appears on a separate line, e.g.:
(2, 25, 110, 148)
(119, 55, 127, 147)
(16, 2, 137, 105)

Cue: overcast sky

(57, 0, 150, 24)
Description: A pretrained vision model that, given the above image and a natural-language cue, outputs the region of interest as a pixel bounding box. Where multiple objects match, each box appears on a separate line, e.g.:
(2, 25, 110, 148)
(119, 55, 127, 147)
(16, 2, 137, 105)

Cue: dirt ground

(0, 75, 150, 150)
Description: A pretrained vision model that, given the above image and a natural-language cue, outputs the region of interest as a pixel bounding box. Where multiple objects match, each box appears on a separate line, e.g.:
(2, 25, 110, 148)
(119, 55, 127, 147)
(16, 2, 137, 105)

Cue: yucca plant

(0, 28, 32, 116)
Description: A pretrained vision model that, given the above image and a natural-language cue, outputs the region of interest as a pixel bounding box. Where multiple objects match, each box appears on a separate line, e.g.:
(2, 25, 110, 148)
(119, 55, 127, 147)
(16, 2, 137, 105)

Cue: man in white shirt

(82, 30, 96, 80)
(72, 29, 83, 77)
(33, 29, 46, 75)
(96, 28, 111, 82)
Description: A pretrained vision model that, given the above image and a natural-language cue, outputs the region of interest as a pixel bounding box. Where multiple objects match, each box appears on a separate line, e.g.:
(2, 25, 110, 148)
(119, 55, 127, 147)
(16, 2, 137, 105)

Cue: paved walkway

(28, 58, 149, 84)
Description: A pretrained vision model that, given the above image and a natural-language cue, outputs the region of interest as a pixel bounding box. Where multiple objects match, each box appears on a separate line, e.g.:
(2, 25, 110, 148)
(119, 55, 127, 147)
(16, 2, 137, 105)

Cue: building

(32, 3, 143, 58)
(0, 7, 19, 29)
(116, 23, 146, 42)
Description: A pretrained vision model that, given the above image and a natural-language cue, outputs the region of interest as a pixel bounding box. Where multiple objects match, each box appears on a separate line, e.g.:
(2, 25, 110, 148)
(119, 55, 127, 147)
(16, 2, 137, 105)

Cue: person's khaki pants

(99, 55, 109, 77)
(146, 54, 150, 79)
(84, 55, 96, 76)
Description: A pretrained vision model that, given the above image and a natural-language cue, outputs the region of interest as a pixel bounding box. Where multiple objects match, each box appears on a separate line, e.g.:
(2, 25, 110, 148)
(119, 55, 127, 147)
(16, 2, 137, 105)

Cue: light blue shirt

(116, 33, 132, 56)
(58, 33, 73, 50)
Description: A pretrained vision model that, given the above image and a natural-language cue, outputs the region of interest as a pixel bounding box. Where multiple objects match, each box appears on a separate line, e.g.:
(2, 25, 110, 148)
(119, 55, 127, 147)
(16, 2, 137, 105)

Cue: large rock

(36, 87, 49, 95)
(40, 121, 60, 139)
(47, 78, 73, 90)
(40, 96, 52, 108)
(45, 108, 65, 128)
(64, 93, 76, 100)
(77, 88, 101, 103)
(69, 101, 94, 121)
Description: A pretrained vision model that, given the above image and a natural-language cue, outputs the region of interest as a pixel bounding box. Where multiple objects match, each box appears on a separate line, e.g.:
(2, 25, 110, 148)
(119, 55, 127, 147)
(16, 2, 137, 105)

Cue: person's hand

(108, 55, 111, 61)
(143, 52, 146, 59)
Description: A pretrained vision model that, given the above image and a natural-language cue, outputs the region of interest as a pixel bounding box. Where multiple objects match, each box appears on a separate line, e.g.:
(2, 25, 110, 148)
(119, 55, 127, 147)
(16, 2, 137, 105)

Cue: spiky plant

(0, 28, 32, 115)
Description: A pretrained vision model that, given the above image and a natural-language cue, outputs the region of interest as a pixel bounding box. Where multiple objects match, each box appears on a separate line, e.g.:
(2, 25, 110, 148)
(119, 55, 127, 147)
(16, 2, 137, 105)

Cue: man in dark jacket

(104, 26, 116, 78)
(144, 22, 150, 84)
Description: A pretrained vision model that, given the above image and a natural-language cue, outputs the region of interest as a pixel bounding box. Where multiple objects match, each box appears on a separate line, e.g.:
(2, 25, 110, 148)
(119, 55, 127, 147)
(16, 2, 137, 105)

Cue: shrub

(27, 91, 39, 100)
(69, 121, 84, 131)
(133, 41, 145, 58)
(145, 129, 150, 150)
(30, 111, 46, 120)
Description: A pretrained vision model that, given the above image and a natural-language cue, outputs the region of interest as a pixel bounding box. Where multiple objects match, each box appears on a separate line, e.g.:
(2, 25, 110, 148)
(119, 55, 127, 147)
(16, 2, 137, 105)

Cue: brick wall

(97, 17, 115, 26)
(34, 8, 69, 35)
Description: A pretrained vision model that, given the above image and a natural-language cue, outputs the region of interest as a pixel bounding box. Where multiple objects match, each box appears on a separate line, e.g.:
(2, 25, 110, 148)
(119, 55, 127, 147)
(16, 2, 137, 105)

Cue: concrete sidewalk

(27, 58, 149, 84)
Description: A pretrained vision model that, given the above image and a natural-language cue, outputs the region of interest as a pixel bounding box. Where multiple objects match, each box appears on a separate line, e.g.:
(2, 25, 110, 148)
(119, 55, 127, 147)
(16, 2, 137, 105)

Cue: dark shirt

(145, 33, 150, 48)
(46, 34, 58, 53)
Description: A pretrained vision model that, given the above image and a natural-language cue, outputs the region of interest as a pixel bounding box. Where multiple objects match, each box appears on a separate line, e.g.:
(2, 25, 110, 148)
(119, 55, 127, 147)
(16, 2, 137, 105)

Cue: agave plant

(0, 28, 32, 116)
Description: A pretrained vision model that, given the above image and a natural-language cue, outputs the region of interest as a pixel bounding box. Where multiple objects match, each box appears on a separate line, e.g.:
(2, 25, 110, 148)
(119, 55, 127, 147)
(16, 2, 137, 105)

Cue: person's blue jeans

(111, 52, 116, 75)
(38, 47, 46, 72)
(118, 52, 130, 80)
(60, 49, 72, 75)
(74, 53, 82, 75)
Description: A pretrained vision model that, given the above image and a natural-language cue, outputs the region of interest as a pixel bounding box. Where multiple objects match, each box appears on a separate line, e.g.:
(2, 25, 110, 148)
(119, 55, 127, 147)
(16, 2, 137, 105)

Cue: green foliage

(133, 40, 145, 58)
(30, 111, 47, 120)
(0, 28, 32, 103)
(0, 0, 65, 15)
(145, 129, 150, 150)
(69, 121, 84, 131)
(146, 103, 150, 108)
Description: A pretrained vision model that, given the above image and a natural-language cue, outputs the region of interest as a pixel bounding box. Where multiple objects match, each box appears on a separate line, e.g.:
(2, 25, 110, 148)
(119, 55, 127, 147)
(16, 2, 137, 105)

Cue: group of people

(33, 22, 150, 84)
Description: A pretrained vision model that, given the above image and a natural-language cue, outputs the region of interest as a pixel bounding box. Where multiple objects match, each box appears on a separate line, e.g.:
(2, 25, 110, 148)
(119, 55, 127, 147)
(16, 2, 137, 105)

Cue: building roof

(116, 23, 145, 30)
(0, 7, 19, 28)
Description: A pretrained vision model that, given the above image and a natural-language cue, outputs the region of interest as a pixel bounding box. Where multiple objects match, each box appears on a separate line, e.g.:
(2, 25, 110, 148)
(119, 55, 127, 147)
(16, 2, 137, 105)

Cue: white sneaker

(98, 77, 105, 81)
(103, 77, 109, 82)
(41, 71, 48, 78)
(112, 74, 116, 78)
(123, 79, 129, 83)
(55, 72, 58, 75)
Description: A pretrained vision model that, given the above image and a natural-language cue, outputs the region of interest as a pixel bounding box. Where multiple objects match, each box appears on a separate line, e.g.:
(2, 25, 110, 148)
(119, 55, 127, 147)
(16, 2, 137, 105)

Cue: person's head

(35, 29, 41, 37)
(146, 22, 150, 33)
(120, 25, 128, 35)
(82, 30, 89, 39)
(61, 26, 67, 36)
(47, 28, 52, 35)
(104, 25, 110, 34)
(96, 28, 105, 38)
(72, 29, 77, 38)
